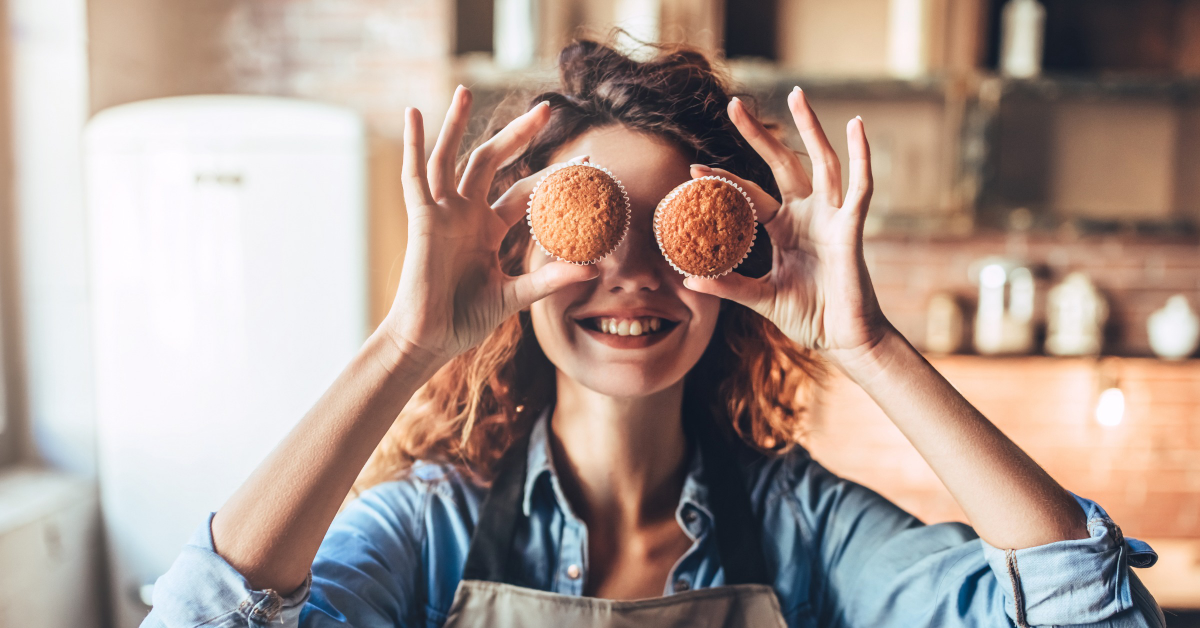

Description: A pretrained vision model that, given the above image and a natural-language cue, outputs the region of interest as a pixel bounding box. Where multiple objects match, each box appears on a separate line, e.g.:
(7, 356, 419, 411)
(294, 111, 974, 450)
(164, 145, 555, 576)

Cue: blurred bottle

(1045, 272, 1107, 356)
(925, 292, 965, 355)
(495, 0, 538, 69)
(889, 0, 931, 77)
(1148, 295, 1200, 361)
(973, 259, 1035, 355)
(1000, 0, 1045, 78)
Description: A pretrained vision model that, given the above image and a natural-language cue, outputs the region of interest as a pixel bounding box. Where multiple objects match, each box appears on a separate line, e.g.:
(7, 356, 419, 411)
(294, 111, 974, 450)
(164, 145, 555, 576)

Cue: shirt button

(566, 564, 581, 580)
(675, 578, 691, 592)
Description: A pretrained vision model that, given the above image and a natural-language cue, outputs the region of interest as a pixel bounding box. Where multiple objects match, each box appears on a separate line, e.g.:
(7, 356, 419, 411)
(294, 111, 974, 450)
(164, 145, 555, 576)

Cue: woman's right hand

(380, 86, 599, 368)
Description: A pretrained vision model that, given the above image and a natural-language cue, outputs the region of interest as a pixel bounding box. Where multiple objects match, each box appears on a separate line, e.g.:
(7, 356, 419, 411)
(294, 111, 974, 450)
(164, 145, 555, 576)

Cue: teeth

(594, 317, 668, 336)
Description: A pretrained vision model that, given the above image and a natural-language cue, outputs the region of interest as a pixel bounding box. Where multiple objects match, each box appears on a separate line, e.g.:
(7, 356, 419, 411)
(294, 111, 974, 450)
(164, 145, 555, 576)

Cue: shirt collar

(519, 405, 716, 536)
(521, 405, 558, 517)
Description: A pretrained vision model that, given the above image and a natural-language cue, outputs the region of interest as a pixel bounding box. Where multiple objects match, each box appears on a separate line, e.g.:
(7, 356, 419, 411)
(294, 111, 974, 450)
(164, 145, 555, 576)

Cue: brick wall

(806, 356, 1200, 538)
(865, 233, 1200, 357)
(222, 0, 455, 137)
(90, 0, 456, 136)
(804, 355, 1200, 606)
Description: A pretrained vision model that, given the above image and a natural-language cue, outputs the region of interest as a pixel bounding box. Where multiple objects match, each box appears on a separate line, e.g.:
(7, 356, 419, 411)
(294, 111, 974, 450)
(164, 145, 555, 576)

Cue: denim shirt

(144, 408, 1164, 628)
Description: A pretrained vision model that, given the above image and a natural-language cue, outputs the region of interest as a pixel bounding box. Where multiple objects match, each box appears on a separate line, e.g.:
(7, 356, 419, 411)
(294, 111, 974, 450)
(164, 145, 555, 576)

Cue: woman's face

(527, 126, 722, 398)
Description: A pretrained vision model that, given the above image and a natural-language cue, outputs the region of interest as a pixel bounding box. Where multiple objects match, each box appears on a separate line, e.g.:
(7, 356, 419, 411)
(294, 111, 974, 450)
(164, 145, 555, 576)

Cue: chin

(528, 292, 721, 401)
(562, 361, 687, 399)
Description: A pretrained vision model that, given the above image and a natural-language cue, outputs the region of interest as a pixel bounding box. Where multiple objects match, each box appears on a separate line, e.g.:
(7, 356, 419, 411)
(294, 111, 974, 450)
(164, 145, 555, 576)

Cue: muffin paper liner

(653, 175, 758, 279)
(526, 159, 631, 265)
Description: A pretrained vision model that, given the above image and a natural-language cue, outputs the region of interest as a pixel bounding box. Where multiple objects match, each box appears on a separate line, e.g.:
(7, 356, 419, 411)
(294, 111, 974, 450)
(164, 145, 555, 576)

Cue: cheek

(682, 292, 723, 350)
(529, 284, 580, 353)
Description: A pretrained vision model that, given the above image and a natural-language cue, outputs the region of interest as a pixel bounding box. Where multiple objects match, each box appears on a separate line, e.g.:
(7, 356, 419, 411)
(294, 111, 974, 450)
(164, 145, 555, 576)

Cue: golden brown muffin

(654, 177, 757, 278)
(528, 164, 629, 264)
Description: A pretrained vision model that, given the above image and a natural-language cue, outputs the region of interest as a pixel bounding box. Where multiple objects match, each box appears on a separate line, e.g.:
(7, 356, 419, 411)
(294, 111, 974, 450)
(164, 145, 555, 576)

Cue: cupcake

(527, 163, 630, 264)
(654, 176, 757, 278)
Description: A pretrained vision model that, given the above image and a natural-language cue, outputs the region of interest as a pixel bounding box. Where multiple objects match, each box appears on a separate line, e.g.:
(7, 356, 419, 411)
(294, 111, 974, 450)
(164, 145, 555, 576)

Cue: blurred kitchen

(0, 0, 1198, 626)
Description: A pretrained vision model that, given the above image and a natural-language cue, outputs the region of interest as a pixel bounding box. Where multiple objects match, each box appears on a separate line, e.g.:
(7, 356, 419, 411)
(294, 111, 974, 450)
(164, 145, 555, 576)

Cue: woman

(145, 40, 1163, 627)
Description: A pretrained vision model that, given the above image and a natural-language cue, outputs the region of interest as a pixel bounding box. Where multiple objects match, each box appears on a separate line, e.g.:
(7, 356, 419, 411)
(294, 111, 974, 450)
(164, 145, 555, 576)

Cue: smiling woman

(143, 37, 1165, 628)
(353, 43, 819, 490)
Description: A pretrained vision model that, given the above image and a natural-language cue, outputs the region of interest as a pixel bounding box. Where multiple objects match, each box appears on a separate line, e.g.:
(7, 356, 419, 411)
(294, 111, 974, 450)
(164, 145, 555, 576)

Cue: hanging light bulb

(1094, 357, 1125, 427)
(1095, 387, 1125, 426)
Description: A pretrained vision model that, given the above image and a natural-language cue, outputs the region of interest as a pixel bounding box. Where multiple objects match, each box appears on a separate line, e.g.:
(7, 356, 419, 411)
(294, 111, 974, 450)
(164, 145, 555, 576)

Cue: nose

(596, 223, 664, 293)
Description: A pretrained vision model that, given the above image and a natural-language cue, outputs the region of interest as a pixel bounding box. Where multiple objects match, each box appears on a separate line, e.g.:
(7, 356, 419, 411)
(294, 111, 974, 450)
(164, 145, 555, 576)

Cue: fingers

(689, 164, 781, 223)
(787, 88, 843, 206)
(402, 107, 436, 209)
(492, 155, 590, 227)
(682, 273, 774, 319)
(727, 97, 812, 199)
(845, 116, 873, 226)
(428, 86, 473, 202)
(459, 101, 552, 201)
(504, 261, 599, 312)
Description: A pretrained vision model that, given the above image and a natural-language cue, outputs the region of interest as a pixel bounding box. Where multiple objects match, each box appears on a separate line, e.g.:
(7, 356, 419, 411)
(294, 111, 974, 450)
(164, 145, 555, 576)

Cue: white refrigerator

(84, 95, 368, 627)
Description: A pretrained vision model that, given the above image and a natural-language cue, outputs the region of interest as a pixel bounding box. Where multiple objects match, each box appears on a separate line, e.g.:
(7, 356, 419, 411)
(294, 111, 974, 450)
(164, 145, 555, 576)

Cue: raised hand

(382, 87, 598, 367)
(684, 89, 891, 372)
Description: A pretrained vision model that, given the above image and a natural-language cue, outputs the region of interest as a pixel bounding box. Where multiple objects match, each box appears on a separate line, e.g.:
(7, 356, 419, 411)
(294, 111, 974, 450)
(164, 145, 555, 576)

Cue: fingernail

(856, 115, 863, 121)
(690, 164, 712, 173)
(568, 154, 589, 163)
(793, 85, 801, 93)
(730, 96, 741, 104)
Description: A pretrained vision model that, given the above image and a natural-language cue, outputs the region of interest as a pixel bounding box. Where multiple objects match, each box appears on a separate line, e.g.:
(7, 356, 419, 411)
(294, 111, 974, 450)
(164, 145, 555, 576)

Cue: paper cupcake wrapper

(526, 159, 632, 265)
(653, 175, 758, 279)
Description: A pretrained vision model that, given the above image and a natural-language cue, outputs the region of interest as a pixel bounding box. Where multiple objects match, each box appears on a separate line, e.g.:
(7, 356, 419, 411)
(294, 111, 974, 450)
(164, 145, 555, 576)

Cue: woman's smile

(572, 307, 684, 349)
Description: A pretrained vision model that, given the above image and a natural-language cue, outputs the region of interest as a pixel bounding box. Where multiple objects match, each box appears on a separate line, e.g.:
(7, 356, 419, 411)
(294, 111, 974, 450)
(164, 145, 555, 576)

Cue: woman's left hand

(684, 89, 892, 374)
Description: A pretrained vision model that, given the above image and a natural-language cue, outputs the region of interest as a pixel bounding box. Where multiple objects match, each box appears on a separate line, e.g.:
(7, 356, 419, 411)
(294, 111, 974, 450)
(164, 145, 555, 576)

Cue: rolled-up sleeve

(142, 512, 312, 627)
(784, 455, 1164, 627)
(142, 480, 429, 628)
(980, 494, 1162, 627)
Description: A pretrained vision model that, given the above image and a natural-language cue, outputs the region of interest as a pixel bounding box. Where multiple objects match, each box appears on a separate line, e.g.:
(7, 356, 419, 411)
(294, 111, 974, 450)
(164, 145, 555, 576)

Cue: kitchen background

(0, 0, 1198, 626)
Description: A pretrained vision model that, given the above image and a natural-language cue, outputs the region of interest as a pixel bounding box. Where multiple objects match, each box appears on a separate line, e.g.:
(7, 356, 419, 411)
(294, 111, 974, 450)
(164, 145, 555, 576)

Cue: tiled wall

(804, 355, 1200, 607)
(221, 0, 455, 137)
(90, 0, 455, 136)
(806, 356, 1200, 539)
(865, 233, 1200, 357)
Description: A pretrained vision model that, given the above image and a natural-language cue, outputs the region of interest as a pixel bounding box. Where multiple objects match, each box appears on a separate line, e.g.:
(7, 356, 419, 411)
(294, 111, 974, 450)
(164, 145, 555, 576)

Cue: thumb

(683, 273, 773, 317)
(504, 261, 599, 312)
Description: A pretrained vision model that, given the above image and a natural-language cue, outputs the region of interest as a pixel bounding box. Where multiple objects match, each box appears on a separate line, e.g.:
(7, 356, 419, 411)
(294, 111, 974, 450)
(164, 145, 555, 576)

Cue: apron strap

(460, 427, 534, 583)
(687, 403, 772, 586)
(460, 405, 772, 587)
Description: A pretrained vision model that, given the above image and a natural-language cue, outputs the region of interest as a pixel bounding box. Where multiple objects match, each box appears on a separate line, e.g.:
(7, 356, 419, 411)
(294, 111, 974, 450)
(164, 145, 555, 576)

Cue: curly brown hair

(353, 38, 822, 493)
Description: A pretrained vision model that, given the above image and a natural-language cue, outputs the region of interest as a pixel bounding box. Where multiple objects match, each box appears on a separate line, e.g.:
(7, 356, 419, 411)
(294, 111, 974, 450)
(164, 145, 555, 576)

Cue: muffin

(654, 176, 757, 278)
(527, 163, 630, 264)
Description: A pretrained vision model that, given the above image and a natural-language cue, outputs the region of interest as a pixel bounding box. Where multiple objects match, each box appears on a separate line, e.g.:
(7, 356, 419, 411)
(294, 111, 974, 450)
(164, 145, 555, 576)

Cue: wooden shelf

(982, 74, 1200, 103)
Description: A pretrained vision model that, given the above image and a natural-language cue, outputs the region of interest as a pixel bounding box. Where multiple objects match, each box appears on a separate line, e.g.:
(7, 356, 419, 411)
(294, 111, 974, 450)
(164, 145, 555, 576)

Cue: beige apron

(441, 410, 787, 628)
